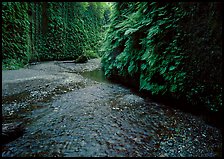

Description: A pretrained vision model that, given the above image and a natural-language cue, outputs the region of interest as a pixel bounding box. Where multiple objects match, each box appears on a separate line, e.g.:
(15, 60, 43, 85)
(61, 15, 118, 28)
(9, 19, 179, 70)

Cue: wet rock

(167, 140, 174, 147)
(119, 94, 144, 106)
(2, 59, 223, 157)
(159, 153, 169, 157)
(2, 122, 25, 144)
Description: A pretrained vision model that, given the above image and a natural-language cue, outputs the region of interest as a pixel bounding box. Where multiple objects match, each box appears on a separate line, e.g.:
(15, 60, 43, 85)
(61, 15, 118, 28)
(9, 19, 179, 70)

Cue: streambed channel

(1, 58, 222, 157)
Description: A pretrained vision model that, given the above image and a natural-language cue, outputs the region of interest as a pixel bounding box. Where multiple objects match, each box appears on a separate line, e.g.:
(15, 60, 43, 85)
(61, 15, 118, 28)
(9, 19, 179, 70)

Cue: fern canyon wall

(101, 2, 222, 116)
(2, 2, 111, 67)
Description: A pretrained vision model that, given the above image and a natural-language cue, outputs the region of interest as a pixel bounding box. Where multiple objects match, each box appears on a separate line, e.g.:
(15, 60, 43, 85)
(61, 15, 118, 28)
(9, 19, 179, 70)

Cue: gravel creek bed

(1, 58, 222, 157)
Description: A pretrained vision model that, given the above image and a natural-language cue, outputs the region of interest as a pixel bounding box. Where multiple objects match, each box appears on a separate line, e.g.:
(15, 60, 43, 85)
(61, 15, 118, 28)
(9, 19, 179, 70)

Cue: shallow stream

(2, 60, 222, 157)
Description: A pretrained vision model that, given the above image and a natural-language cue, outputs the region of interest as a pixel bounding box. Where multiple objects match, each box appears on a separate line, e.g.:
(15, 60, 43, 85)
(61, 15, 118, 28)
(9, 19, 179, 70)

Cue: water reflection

(81, 69, 111, 84)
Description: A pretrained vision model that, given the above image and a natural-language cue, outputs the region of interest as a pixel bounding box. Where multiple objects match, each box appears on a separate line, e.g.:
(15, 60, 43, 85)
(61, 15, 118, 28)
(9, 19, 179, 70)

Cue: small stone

(80, 140, 86, 147)
(179, 153, 185, 157)
(159, 153, 168, 157)
(167, 140, 174, 147)
(74, 148, 79, 152)
(160, 142, 166, 146)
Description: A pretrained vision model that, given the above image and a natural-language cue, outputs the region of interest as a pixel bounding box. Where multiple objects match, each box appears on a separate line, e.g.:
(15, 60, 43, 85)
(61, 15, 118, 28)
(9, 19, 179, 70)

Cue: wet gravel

(1, 58, 222, 157)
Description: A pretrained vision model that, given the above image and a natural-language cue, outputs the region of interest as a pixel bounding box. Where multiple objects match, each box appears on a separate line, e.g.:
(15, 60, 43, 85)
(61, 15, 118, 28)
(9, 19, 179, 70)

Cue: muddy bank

(1, 58, 222, 157)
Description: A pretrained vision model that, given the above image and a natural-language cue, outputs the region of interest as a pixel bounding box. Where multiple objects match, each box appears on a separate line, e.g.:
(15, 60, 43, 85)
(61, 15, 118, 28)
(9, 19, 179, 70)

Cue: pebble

(167, 140, 174, 147)
(2, 60, 222, 157)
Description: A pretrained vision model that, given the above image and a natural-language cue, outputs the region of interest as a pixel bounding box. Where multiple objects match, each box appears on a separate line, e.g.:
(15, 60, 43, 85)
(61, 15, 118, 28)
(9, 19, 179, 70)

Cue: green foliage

(85, 50, 99, 59)
(2, 59, 25, 70)
(38, 2, 110, 61)
(2, 2, 31, 64)
(102, 2, 222, 113)
(2, 2, 111, 66)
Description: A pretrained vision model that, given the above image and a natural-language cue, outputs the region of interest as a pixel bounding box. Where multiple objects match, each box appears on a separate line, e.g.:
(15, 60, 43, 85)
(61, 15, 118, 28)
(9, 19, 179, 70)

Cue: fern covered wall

(2, 2, 31, 69)
(2, 2, 111, 68)
(101, 2, 222, 113)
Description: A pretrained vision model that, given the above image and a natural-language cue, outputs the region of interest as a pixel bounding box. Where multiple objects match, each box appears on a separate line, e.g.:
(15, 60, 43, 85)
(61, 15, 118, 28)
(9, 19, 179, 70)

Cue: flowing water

(1, 60, 222, 157)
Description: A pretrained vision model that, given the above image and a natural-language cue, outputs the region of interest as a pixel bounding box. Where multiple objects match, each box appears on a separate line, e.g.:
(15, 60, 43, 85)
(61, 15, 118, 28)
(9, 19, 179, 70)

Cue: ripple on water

(2, 69, 222, 157)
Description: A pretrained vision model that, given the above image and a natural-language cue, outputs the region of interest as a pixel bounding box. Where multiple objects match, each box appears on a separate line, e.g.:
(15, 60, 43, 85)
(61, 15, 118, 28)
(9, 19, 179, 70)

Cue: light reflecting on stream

(2, 64, 222, 157)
